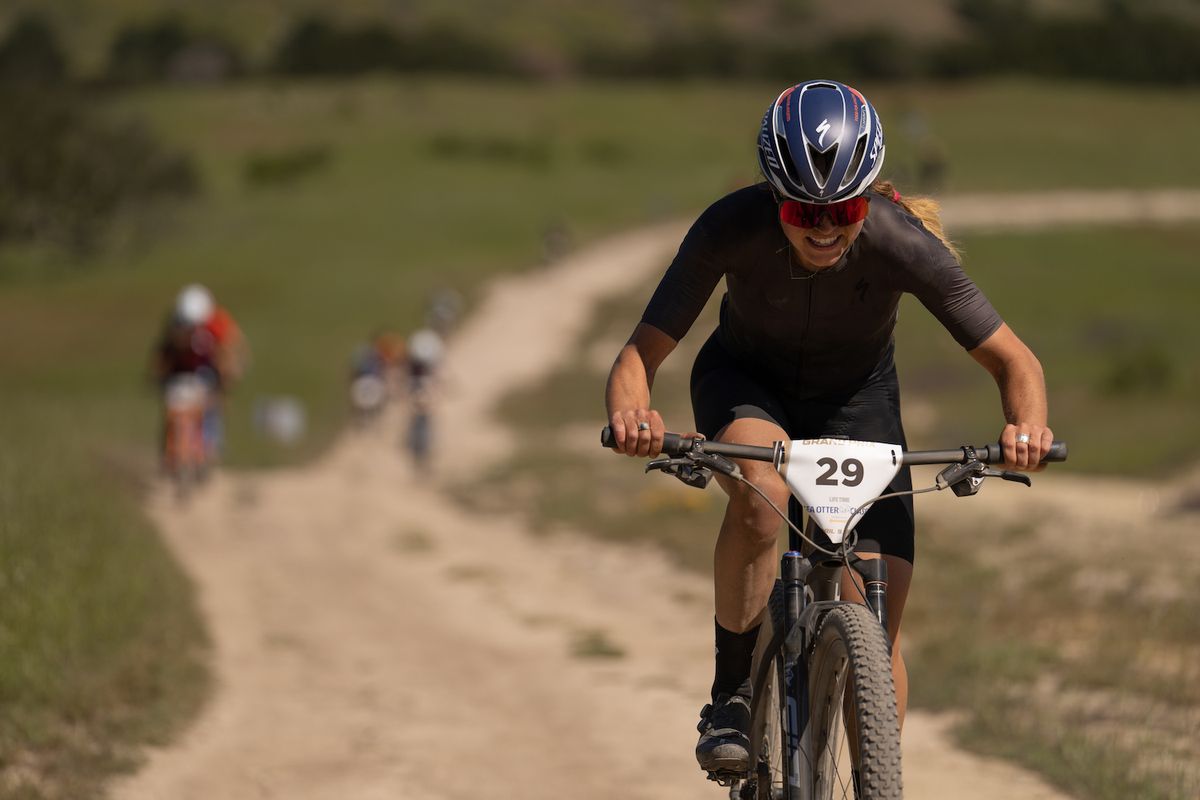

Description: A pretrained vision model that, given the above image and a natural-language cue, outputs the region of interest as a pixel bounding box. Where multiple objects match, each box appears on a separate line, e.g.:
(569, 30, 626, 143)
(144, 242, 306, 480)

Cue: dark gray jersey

(641, 184, 1002, 398)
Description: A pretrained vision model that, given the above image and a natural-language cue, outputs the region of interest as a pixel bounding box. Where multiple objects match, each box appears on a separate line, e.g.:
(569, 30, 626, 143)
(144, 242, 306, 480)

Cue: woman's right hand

(607, 407, 666, 457)
(604, 323, 679, 458)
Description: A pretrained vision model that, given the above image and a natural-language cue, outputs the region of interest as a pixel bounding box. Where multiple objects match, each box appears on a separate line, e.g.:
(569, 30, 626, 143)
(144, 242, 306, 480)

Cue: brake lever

(645, 456, 683, 474)
(985, 468, 1032, 487)
(646, 457, 714, 490)
(937, 460, 1033, 496)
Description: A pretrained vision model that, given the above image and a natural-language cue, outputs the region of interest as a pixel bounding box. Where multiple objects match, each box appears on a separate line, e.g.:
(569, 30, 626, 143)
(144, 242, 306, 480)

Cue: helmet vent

(807, 143, 837, 187)
(842, 135, 867, 189)
(775, 134, 798, 184)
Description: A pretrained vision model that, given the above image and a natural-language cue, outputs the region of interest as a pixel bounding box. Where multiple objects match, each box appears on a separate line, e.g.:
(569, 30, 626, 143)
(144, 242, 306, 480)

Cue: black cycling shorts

(690, 333, 915, 563)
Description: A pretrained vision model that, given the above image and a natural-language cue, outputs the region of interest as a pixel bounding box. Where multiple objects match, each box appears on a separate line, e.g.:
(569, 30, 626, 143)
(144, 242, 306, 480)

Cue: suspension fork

(780, 552, 812, 800)
(851, 556, 890, 639)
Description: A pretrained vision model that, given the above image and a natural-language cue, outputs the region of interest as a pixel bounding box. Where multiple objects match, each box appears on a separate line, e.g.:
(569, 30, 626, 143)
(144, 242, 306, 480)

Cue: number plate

(782, 439, 902, 542)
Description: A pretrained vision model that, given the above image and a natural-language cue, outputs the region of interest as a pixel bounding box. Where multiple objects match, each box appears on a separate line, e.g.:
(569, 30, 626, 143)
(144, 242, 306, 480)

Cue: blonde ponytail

(870, 179, 960, 262)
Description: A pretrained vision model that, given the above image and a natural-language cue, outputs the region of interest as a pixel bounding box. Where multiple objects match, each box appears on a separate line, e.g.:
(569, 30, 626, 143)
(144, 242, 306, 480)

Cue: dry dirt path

(113, 189, 1200, 800)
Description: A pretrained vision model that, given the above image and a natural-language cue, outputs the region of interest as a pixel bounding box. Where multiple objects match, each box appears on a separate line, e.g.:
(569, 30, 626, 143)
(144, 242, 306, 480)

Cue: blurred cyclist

(151, 284, 248, 461)
(404, 327, 445, 471)
(426, 288, 464, 338)
(349, 330, 405, 426)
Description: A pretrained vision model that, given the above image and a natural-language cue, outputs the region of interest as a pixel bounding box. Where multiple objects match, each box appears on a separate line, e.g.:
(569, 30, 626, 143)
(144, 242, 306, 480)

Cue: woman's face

(780, 208, 866, 271)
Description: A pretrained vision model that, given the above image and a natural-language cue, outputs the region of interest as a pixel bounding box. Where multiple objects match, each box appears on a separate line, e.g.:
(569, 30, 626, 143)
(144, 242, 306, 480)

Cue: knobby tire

(807, 603, 903, 799)
(746, 588, 902, 799)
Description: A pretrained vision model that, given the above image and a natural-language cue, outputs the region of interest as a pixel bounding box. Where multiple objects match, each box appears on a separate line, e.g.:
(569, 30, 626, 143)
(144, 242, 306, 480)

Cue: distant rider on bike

(151, 284, 247, 460)
(404, 326, 445, 470)
(602, 80, 1055, 774)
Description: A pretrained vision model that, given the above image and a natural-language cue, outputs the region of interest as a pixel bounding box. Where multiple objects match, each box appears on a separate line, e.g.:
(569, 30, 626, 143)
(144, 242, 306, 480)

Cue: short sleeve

(639, 216, 726, 342)
(888, 214, 1002, 350)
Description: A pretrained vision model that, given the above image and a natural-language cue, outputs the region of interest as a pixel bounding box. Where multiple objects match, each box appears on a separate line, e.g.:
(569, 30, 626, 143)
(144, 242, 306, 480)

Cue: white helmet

(175, 284, 215, 325)
(407, 328, 444, 366)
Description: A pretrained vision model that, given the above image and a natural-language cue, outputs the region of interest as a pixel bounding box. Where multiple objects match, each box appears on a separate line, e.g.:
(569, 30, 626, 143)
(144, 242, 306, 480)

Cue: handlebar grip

(600, 426, 617, 448)
(979, 440, 1068, 464)
(601, 426, 776, 461)
(600, 426, 692, 455)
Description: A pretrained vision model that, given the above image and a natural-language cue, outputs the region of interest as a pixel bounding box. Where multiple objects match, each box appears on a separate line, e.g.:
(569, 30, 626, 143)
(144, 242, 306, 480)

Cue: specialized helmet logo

(816, 119, 831, 148)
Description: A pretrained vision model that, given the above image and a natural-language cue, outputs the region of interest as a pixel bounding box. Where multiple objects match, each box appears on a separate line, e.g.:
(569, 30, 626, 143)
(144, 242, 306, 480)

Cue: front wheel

(806, 603, 902, 799)
(744, 583, 788, 800)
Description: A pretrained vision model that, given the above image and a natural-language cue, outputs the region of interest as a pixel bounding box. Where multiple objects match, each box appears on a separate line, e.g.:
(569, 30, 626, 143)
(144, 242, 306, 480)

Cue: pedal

(705, 770, 743, 788)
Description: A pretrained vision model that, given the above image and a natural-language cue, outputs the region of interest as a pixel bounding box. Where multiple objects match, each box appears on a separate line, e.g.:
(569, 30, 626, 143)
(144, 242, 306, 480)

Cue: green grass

(0, 402, 209, 799)
(904, 519, 1200, 800)
(4, 77, 1200, 797)
(895, 224, 1200, 472)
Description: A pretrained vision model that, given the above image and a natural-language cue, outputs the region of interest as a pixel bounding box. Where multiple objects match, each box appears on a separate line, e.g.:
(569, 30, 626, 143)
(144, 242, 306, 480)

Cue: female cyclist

(603, 79, 1054, 774)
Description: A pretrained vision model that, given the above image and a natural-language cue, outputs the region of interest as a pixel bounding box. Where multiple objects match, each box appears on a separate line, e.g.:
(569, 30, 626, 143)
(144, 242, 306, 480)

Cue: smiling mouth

(805, 234, 841, 250)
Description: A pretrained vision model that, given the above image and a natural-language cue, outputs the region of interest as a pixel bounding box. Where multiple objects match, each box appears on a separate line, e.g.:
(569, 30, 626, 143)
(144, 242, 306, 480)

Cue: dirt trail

(112, 190, 1200, 800)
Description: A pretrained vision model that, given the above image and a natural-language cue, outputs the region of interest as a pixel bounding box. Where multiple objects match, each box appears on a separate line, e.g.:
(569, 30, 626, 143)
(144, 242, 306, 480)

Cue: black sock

(711, 618, 760, 702)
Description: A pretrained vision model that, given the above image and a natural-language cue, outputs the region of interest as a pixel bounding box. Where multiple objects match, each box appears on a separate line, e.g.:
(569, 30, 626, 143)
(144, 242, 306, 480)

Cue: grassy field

(905, 512, 1200, 800)
(2, 77, 1199, 798)
(895, 225, 1200, 473)
(0, 403, 209, 798)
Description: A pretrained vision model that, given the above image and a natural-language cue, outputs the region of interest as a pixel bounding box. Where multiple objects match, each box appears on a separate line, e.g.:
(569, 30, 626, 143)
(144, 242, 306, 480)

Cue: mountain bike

(601, 427, 1068, 799)
(162, 373, 213, 498)
(405, 374, 435, 472)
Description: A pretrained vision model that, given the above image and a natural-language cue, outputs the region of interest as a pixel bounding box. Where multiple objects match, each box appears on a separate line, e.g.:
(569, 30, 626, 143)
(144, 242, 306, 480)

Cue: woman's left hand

(1000, 422, 1055, 471)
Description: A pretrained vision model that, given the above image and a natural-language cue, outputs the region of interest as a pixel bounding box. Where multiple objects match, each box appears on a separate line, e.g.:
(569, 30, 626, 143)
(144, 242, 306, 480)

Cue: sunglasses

(778, 196, 869, 228)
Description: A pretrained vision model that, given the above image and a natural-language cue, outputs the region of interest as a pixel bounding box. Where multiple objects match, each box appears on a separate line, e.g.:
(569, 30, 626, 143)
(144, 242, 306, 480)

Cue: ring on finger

(1016, 433, 1031, 444)
(637, 421, 650, 432)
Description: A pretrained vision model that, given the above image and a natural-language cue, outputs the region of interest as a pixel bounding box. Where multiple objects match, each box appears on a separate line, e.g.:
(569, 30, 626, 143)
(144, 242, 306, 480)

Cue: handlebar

(601, 426, 778, 461)
(599, 426, 1068, 466)
(904, 441, 1068, 465)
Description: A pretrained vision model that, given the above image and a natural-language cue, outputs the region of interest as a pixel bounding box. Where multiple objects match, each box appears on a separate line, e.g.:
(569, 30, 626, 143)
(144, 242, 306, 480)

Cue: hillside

(4, 0, 1198, 77)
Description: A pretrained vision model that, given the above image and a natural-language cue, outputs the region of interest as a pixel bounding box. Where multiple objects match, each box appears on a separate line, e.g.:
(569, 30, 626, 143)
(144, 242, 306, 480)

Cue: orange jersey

(204, 307, 241, 346)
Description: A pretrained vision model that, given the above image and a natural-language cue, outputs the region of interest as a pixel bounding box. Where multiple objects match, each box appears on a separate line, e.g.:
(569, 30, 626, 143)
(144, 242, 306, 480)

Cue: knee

(724, 480, 789, 546)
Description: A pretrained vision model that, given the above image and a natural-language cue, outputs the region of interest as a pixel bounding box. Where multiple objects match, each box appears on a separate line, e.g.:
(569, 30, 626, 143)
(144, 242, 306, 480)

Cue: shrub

(0, 12, 67, 84)
(243, 144, 333, 187)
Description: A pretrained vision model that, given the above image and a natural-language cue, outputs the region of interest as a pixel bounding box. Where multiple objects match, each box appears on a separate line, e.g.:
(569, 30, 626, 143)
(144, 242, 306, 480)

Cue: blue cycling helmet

(757, 80, 885, 203)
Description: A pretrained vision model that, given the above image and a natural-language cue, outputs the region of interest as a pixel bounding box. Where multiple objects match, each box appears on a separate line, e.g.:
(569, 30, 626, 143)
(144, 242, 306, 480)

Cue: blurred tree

(273, 16, 514, 77)
(0, 90, 199, 254)
(107, 16, 189, 82)
(953, 0, 1033, 29)
(105, 16, 242, 84)
(272, 16, 341, 74)
(0, 12, 67, 85)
